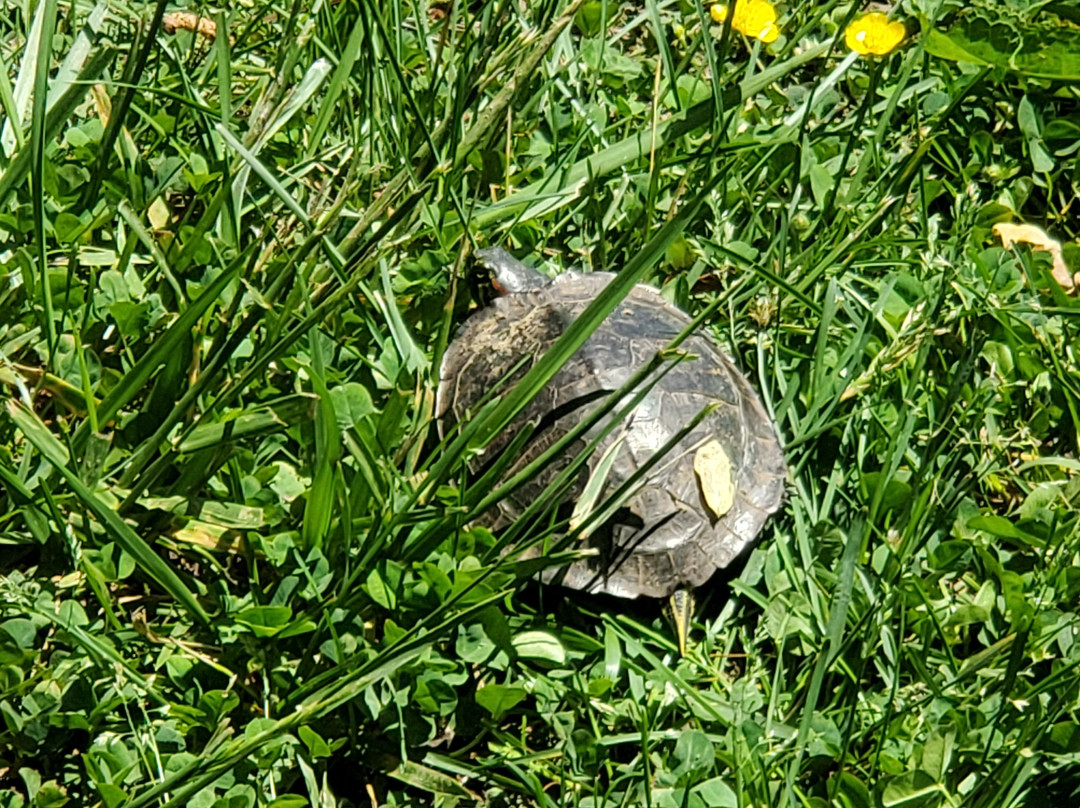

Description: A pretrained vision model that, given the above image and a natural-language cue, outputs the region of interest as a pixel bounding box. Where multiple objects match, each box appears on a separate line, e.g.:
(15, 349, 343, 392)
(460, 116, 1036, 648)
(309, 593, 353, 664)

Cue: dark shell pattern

(437, 254, 787, 600)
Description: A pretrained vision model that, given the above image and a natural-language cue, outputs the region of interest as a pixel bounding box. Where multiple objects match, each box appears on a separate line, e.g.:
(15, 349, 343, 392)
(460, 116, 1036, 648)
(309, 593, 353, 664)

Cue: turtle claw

(669, 588, 694, 656)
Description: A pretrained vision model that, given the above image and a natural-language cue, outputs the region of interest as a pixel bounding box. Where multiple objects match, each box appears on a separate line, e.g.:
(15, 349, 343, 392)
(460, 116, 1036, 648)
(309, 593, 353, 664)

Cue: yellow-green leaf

(693, 439, 734, 519)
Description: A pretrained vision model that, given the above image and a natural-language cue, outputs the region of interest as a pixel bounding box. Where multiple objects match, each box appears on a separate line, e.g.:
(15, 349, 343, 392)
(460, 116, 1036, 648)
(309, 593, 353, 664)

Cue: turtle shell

(437, 266, 786, 599)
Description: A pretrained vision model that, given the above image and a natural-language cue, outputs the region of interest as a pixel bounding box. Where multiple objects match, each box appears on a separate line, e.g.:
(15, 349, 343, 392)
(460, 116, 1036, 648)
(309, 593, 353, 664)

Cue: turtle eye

(467, 266, 500, 308)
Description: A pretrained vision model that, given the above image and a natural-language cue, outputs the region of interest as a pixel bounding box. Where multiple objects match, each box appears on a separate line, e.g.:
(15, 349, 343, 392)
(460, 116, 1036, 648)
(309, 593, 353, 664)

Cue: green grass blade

(30, 0, 59, 358)
(75, 258, 241, 444)
(8, 401, 211, 626)
(176, 394, 319, 453)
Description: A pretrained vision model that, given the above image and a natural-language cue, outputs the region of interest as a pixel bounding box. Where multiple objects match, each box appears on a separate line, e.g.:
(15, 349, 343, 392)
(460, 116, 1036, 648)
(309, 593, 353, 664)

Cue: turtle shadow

(516, 544, 754, 649)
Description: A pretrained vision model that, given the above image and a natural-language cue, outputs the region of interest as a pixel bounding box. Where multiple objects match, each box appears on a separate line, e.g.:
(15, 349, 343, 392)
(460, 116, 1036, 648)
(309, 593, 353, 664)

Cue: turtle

(437, 247, 786, 652)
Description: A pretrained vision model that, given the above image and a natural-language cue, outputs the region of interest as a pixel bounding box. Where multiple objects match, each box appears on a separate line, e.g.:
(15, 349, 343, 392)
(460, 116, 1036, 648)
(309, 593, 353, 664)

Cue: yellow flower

(845, 12, 905, 56)
(711, 0, 780, 44)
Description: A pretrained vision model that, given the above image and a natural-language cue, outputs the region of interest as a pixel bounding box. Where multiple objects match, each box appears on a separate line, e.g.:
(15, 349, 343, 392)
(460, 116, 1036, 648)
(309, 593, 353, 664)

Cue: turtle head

(476, 247, 550, 295)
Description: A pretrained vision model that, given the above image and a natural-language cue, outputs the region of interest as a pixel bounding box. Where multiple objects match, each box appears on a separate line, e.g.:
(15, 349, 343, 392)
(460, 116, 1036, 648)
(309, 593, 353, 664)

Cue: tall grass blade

(8, 402, 210, 625)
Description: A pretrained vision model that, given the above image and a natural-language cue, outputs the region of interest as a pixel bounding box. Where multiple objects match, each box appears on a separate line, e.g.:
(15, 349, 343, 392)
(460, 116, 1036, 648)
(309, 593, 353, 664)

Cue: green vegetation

(1, 0, 1079, 806)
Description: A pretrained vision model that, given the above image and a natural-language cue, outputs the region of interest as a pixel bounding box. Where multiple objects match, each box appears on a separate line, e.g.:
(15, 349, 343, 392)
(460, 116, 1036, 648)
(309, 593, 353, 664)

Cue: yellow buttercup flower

(711, 0, 780, 44)
(845, 12, 905, 56)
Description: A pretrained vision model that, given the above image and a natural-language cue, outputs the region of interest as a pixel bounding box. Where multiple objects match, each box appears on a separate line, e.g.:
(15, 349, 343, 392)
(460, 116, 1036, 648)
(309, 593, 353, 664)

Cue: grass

(1, 0, 1079, 807)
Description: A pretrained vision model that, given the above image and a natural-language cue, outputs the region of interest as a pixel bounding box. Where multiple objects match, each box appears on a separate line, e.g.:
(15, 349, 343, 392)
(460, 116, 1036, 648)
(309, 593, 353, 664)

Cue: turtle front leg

(669, 588, 694, 656)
